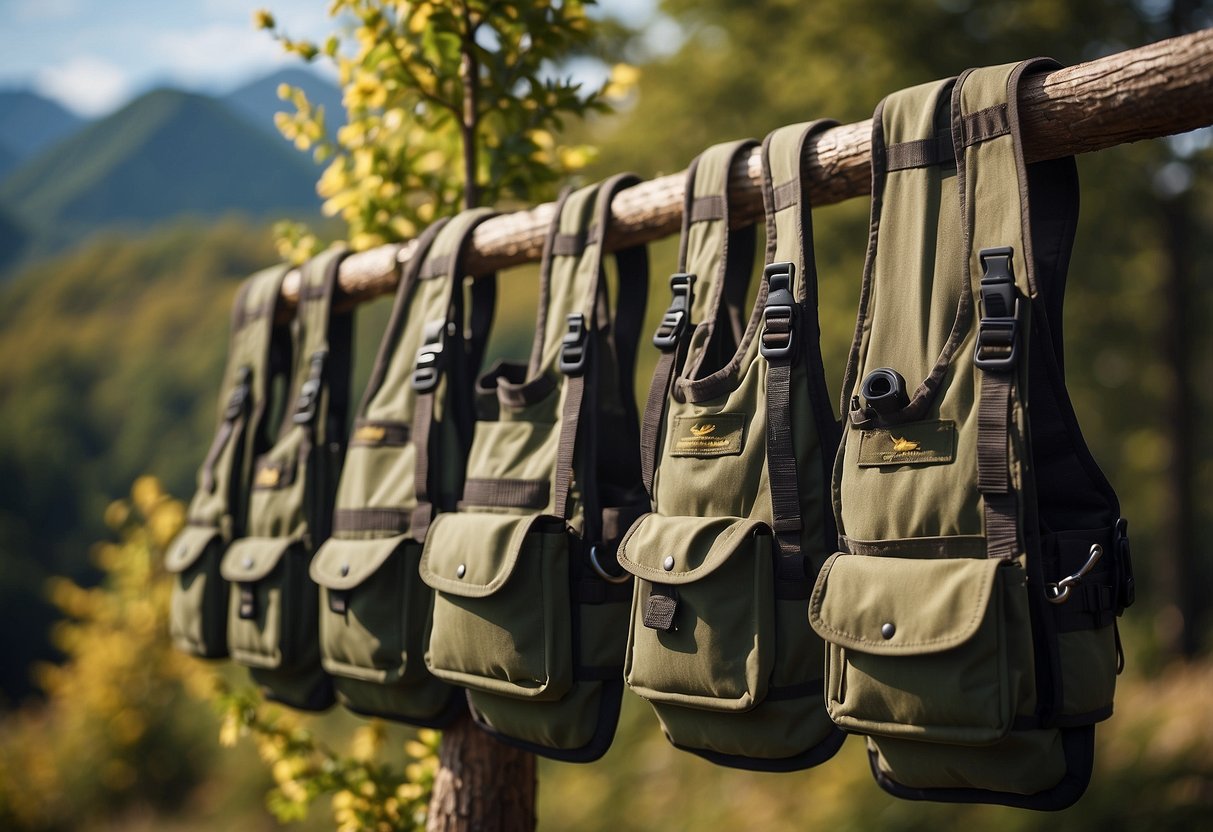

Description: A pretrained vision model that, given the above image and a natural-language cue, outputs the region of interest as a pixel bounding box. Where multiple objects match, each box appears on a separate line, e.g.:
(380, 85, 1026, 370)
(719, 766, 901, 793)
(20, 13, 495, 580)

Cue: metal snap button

(242, 556, 254, 570)
(662, 555, 675, 572)
(881, 622, 896, 639)
(456, 563, 467, 579)
(340, 563, 350, 577)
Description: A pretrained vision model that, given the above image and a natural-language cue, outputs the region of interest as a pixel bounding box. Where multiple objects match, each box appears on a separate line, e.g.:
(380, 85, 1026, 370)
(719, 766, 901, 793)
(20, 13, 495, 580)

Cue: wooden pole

(281, 28, 1213, 306)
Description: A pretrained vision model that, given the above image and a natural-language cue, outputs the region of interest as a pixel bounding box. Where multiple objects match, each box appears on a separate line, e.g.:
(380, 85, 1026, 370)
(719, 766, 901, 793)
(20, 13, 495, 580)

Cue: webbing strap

(552, 174, 643, 522)
(640, 141, 756, 496)
(977, 371, 1019, 559)
(409, 208, 497, 541)
(759, 121, 836, 559)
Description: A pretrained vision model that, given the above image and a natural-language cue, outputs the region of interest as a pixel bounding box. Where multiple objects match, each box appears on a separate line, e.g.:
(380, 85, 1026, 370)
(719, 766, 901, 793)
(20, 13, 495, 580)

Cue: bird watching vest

(811, 59, 1134, 810)
(615, 132, 845, 771)
(218, 248, 355, 712)
(419, 174, 649, 762)
(167, 264, 293, 659)
(309, 210, 496, 726)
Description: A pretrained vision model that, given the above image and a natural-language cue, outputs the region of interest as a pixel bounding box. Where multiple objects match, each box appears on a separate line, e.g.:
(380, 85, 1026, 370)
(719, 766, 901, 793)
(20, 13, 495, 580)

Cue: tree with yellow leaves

(258, 0, 631, 260)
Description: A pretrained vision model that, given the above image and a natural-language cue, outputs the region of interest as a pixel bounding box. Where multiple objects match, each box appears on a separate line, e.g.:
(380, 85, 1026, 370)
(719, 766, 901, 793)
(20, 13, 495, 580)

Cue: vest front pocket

(419, 512, 572, 700)
(220, 536, 314, 670)
(166, 525, 228, 658)
(809, 552, 1034, 745)
(617, 514, 775, 712)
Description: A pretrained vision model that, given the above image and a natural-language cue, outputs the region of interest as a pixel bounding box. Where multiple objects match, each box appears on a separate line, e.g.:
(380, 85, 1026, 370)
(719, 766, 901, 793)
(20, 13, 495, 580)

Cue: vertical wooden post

(426, 712, 537, 832)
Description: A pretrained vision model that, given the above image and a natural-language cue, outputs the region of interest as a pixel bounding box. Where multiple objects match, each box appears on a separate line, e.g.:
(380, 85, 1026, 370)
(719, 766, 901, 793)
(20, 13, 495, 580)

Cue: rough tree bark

(281, 28, 1213, 306)
(273, 27, 1213, 832)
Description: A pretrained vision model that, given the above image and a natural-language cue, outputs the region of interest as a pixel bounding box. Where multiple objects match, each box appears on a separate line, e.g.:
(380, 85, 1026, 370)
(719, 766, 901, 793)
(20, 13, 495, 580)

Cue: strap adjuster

(559, 313, 588, 376)
(760, 261, 798, 362)
(292, 350, 327, 425)
(974, 247, 1021, 371)
(652, 273, 695, 351)
(1114, 517, 1134, 613)
(223, 366, 252, 421)
(412, 320, 446, 393)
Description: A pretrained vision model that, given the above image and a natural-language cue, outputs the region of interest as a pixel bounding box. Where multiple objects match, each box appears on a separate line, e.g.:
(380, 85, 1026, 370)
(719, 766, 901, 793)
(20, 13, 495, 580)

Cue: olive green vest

(419, 174, 649, 762)
(812, 59, 1133, 810)
(309, 210, 496, 726)
(218, 248, 355, 711)
(616, 133, 845, 771)
(166, 264, 293, 658)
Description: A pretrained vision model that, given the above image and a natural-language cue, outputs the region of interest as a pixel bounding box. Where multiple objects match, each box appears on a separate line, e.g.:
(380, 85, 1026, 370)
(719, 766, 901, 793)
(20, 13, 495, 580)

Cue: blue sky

(0, 0, 661, 117)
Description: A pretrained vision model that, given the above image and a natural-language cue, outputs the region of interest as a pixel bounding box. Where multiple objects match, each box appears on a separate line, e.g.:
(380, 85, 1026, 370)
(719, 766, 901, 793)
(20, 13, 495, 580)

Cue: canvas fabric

(167, 265, 293, 659)
(309, 210, 496, 725)
(218, 247, 355, 711)
(816, 59, 1133, 810)
(419, 174, 649, 762)
(616, 133, 845, 771)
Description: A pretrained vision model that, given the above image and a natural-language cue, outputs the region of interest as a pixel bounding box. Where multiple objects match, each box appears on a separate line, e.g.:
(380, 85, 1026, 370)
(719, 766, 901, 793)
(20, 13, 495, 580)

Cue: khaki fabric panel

(334, 675, 452, 722)
(654, 695, 837, 762)
(654, 351, 770, 518)
(469, 684, 604, 752)
(870, 730, 1068, 795)
(682, 147, 734, 327)
(463, 393, 560, 512)
(245, 428, 310, 540)
(336, 441, 418, 516)
(534, 185, 600, 378)
(1057, 629, 1118, 717)
(167, 528, 227, 656)
(840, 79, 984, 542)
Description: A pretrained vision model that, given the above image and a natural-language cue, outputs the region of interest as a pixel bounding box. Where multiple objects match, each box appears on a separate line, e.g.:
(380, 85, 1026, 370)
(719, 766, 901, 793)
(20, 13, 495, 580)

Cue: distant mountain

(0, 205, 26, 270)
(0, 90, 85, 161)
(0, 87, 321, 260)
(223, 67, 345, 140)
(0, 141, 17, 179)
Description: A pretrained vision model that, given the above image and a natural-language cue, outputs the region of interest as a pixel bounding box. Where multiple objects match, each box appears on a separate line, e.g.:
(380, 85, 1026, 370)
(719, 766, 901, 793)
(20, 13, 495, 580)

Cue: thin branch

(281, 28, 1213, 307)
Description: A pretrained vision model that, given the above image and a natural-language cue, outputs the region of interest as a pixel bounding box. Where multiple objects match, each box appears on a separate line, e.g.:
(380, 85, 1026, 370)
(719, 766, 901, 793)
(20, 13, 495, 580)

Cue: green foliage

(259, 0, 629, 254)
(214, 686, 440, 831)
(0, 477, 219, 830)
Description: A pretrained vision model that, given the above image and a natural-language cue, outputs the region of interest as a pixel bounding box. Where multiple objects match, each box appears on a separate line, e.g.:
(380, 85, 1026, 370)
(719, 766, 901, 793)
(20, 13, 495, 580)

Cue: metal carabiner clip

(589, 544, 631, 585)
(1046, 543, 1103, 604)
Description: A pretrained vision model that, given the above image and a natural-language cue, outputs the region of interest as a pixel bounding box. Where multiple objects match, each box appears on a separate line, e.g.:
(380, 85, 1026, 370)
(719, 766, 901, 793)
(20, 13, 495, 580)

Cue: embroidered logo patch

(858, 420, 956, 467)
(670, 414, 745, 457)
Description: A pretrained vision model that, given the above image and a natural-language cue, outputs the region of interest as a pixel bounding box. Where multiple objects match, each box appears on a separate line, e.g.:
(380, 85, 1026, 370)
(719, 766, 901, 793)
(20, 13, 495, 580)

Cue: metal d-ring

(1046, 543, 1103, 605)
(589, 544, 631, 585)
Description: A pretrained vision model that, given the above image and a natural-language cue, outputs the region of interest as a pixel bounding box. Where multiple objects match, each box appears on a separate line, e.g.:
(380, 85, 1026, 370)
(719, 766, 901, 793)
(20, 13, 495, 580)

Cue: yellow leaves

(558, 144, 595, 172)
(253, 9, 276, 30)
(218, 711, 241, 747)
(604, 62, 641, 100)
(131, 475, 164, 515)
(352, 722, 386, 761)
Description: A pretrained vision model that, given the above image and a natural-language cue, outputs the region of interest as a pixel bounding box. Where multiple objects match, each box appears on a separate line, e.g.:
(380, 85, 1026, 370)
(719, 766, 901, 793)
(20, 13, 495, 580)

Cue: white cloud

(34, 56, 132, 116)
(149, 23, 290, 88)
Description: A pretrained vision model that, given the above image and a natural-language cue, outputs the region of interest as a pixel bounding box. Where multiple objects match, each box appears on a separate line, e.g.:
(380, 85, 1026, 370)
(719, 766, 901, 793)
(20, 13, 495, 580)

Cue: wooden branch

(282, 28, 1213, 307)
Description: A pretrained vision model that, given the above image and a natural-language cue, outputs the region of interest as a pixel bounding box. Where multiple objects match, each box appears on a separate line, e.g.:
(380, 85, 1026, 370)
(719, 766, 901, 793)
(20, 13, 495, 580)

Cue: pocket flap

(809, 553, 1003, 656)
(616, 514, 768, 585)
(165, 525, 222, 574)
(419, 512, 562, 598)
(219, 536, 298, 583)
(310, 534, 409, 590)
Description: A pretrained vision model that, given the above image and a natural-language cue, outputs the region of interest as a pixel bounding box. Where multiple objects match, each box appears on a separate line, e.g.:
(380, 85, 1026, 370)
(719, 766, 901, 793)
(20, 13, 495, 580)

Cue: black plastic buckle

(238, 584, 257, 620)
(1114, 517, 1134, 613)
(559, 313, 588, 376)
(652, 273, 695, 351)
(760, 261, 798, 362)
(411, 320, 446, 393)
(292, 350, 327, 425)
(224, 366, 252, 421)
(973, 247, 1021, 372)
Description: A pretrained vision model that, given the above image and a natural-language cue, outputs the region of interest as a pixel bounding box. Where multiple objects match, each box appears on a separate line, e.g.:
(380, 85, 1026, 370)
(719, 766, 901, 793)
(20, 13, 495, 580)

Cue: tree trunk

(426, 712, 537, 832)
(279, 28, 1213, 306)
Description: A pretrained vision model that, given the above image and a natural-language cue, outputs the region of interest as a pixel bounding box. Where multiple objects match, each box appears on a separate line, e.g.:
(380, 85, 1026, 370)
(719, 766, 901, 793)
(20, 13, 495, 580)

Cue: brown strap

(978, 370, 1019, 559)
(333, 508, 412, 534)
(640, 349, 676, 497)
(460, 478, 550, 510)
(553, 372, 583, 519)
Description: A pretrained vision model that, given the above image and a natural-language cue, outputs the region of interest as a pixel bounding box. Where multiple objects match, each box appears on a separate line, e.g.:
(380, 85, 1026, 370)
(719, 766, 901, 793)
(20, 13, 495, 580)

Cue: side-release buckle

(652, 273, 695, 351)
(411, 320, 446, 393)
(974, 247, 1021, 372)
(292, 350, 327, 425)
(559, 313, 588, 376)
(224, 366, 252, 421)
(760, 261, 798, 362)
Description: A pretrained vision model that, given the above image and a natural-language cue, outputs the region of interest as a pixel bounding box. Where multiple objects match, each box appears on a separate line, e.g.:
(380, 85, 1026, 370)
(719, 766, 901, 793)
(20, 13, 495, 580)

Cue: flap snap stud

(662, 555, 675, 571)
(242, 556, 254, 570)
(340, 563, 350, 577)
(881, 622, 896, 639)
(456, 563, 466, 579)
